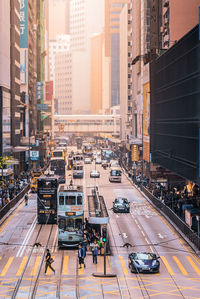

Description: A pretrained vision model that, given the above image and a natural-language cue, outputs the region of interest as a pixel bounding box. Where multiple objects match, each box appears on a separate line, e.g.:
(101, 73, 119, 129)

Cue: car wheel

(130, 265, 135, 273)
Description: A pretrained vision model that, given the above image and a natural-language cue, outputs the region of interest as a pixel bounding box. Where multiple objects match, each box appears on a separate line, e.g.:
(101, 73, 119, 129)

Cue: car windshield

(134, 253, 156, 260)
(111, 170, 121, 176)
(115, 198, 127, 204)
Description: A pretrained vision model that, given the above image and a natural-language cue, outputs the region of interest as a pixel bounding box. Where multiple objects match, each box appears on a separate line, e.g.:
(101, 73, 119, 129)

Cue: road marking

(187, 256, 200, 275)
(52, 229, 58, 253)
(78, 265, 84, 275)
(0, 257, 14, 276)
(145, 238, 150, 244)
(16, 256, 28, 276)
(141, 231, 145, 237)
(173, 256, 188, 275)
(16, 216, 37, 257)
(46, 256, 55, 275)
(161, 256, 174, 275)
(158, 233, 164, 239)
(31, 256, 41, 276)
(119, 256, 128, 275)
(62, 256, 69, 275)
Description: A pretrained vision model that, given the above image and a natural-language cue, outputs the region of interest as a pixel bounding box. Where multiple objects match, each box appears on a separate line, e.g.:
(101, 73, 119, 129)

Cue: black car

(128, 252, 160, 273)
(113, 197, 130, 213)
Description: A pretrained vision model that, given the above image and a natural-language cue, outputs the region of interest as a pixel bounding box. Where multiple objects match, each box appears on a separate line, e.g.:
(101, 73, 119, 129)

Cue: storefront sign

(20, 0, 28, 48)
(30, 151, 39, 161)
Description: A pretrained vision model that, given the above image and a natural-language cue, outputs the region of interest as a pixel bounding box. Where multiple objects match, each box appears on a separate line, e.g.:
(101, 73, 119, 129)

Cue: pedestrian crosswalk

(0, 254, 199, 277)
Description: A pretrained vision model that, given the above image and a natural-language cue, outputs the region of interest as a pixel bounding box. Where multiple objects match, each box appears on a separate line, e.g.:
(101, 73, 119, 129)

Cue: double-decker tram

(57, 184, 84, 247)
(73, 161, 84, 179)
(83, 144, 93, 157)
(37, 175, 58, 224)
(50, 157, 66, 183)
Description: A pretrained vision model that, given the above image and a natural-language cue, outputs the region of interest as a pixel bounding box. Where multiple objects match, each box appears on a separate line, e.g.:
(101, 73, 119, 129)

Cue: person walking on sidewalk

(24, 193, 28, 206)
(44, 249, 55, 274)
(90, 240, 99, 264)
(78, 244, 86, 268)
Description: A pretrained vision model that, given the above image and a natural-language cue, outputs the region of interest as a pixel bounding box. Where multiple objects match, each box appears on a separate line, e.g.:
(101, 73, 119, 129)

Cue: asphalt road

(0, 148, 200, 298)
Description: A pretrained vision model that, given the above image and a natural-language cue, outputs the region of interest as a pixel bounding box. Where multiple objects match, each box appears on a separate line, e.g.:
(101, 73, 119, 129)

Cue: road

(0, 152, 200, 298)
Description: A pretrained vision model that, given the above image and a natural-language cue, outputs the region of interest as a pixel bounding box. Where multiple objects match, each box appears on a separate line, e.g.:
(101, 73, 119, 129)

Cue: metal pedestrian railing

(0, 184, 30, 221)
(141, 185, 200, 250)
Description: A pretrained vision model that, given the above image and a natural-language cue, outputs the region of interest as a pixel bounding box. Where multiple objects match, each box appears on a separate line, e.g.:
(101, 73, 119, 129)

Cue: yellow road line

(46, 256, 55, 275)
(173, 256, 188, 275)
(78, 264, 84, 275)
(0, 257, 14, 276)
(0, 202, 24, 234)
(187, 256, 200, 275)
(160, 256, 174, 276)
(31, 256, 41, 276)
(62, 256, 69, 275)
(119, 256, 128, 275)
(16, 256, 28, 276)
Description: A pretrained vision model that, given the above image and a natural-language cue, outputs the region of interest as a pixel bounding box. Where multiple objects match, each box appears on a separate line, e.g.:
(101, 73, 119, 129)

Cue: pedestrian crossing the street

(0, 254, 199, 278)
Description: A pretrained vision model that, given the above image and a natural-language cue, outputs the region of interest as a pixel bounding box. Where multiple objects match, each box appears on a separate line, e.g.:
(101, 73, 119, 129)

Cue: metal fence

(0, 184, 30, 221)
(141, 186, 200, 250)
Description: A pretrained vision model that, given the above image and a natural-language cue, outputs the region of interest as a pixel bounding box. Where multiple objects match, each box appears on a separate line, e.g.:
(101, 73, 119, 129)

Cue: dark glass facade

(150, 25, 200, 185)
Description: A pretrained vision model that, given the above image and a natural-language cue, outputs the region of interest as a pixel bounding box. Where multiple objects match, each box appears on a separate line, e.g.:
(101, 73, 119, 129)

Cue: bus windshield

(53, 151, 63, 158)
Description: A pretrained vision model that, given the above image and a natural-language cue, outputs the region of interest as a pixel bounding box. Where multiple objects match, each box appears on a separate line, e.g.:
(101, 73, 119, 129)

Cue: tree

(0, 156, 13, 187)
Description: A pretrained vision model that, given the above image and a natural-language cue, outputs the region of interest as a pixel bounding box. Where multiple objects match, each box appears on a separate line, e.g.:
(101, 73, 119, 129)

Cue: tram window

(59, 196, 64, 205)
(75, 218, 82, 229)
(66, 196, 76, 205)
(77, 196, 82, 205)
(45, 200, 50, 207)
(59, 218, 65, 229)
(66, 218, 74, 228)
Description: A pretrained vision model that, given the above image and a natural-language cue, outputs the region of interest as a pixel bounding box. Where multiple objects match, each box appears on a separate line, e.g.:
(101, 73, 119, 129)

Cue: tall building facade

(55, 52, 72, 114)
(162, 0, 200, 49)
(49, 35, 70, 84)
(104, 0, 129, 107)
(90, 33, 103, 114)
(49, 0, 70, 39)
(10, 0, 21, 149)
(0, 1, 11, 156)
(70, 0, 104, 114)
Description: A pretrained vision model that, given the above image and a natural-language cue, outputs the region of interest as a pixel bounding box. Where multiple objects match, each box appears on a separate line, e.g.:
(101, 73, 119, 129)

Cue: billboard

(45, 81, 53, 101)
(143, 82, 150, 162)
(30, 151, 39, 161)
(20, 0, 28, 48)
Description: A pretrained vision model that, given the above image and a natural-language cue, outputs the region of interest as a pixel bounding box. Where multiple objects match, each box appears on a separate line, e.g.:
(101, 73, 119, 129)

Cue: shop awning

(13, 146, 29, 152)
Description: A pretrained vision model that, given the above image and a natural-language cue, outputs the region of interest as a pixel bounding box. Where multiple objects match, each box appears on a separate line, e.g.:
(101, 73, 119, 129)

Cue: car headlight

(152, 260, 158, 266)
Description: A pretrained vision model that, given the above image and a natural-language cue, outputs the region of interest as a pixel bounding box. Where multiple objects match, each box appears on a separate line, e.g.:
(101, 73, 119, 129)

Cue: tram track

(11, 223, 54, 299)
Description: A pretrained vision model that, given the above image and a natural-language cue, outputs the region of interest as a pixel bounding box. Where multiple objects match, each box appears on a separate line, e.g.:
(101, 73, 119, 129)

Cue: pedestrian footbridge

(54, 114, 120, 135)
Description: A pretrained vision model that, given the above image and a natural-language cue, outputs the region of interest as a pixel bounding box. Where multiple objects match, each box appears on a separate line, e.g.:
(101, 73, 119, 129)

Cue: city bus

(52, 149, 66, 159)
(57, 184, 84, 247)
(30, 169, 43, 192)
(109, 167, 122, 183)
(50, 157, 66, 183)
(37, 175, 58, 224)
(73, 153, 83, 163)
(73, 161, 84, 179)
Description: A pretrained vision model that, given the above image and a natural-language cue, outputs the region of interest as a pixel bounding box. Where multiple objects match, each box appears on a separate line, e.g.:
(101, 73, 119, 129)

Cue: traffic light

(102, 226, 107, 243)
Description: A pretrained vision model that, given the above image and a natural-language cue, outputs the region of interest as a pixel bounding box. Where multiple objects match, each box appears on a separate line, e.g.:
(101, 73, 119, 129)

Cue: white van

(109, 167, 122, 183)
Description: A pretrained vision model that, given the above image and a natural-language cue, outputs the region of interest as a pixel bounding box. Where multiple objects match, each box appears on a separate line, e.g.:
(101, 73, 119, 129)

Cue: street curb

(122, 167, 200, 256)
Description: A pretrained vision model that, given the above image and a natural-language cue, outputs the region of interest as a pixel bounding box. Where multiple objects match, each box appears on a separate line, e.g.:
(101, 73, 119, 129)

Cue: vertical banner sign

(45, 81, 53, 101)
(150, 0, 158, 49)
(143, 82, 150, 162)
(20, 0, 28, 48)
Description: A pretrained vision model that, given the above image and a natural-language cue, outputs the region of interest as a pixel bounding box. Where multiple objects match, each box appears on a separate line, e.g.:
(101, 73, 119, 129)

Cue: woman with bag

(44, 249, 55, 274)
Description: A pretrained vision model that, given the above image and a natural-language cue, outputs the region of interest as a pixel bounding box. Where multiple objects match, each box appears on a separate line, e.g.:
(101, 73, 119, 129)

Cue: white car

(90, 170, 100, 178)
(84, 157, 92, 164)
(95, 158, 102, 164)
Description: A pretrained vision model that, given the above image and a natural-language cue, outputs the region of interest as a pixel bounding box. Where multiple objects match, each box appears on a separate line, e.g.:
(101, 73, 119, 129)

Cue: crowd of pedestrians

(0, 176, 29, 209)
(77, 218, 105, 268)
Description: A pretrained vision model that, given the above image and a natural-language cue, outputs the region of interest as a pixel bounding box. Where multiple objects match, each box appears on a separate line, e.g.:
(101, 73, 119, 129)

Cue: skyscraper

(104, 0, 129, 107)
(49, 0, 70, 39)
